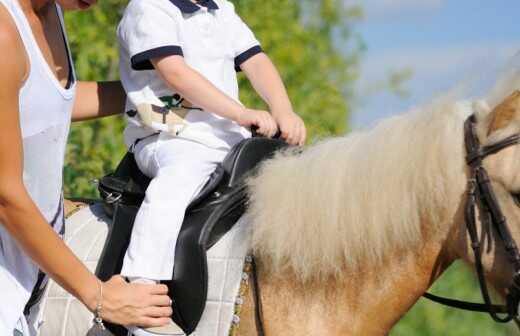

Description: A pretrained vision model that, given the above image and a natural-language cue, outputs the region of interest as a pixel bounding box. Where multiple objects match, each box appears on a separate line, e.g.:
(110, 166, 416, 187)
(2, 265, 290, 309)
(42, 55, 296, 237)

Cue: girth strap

(250, 256, 265, 336)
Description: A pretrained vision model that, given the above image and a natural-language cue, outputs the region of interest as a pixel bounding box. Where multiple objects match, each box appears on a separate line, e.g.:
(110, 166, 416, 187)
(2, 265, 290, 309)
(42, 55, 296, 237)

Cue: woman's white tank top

(0, 0, 76, 333)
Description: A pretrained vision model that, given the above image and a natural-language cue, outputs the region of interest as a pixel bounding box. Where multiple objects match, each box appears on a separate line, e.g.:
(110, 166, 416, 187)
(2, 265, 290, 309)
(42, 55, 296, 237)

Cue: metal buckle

(467, 178, 477, 195)
(105, 192, 122, 204)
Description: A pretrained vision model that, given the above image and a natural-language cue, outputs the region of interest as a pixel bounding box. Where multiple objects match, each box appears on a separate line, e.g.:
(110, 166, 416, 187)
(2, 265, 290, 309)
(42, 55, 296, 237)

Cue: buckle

(105, 192, 122, 204)
(467, 178, 477, 195)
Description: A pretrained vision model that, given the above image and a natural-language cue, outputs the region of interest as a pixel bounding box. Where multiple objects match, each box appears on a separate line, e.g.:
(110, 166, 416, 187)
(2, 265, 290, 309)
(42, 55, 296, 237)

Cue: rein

(424, 114, 520, 323)
(250, 114, 520, 335)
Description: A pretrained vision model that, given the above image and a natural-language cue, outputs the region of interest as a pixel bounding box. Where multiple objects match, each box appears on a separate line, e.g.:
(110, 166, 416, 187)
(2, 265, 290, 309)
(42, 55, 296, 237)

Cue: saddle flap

(96, 136, 289, 335)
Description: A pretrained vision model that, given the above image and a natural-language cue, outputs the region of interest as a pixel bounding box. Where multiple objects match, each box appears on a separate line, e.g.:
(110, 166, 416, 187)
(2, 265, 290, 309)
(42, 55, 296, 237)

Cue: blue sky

(348, 0, 520, 128)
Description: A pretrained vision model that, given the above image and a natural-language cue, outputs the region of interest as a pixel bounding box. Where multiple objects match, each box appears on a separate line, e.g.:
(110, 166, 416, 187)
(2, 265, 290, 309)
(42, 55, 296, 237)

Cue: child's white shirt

(118, 0, 262, 149)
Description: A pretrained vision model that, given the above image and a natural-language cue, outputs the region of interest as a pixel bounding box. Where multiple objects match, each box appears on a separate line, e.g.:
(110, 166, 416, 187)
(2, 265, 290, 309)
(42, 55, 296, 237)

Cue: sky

(348, 0, 520, 129)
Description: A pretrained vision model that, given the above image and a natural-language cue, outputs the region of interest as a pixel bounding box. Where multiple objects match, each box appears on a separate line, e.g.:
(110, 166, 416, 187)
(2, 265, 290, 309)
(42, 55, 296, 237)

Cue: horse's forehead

(489, 90, 520, 133)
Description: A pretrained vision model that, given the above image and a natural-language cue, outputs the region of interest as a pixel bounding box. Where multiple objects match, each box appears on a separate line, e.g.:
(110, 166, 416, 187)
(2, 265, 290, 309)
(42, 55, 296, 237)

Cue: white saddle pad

(36, 203, 249, 336)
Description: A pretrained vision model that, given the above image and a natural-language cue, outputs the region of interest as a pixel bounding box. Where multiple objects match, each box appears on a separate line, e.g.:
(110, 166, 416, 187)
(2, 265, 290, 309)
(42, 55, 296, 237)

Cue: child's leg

(121, 137, 228, 280)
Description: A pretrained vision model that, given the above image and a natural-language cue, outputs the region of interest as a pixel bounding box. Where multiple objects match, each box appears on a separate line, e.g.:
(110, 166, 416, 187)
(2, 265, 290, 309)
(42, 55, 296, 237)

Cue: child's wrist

(271, 107, 294, 118)
(232, 105, 247, 124)
(269, 102, 294, 117)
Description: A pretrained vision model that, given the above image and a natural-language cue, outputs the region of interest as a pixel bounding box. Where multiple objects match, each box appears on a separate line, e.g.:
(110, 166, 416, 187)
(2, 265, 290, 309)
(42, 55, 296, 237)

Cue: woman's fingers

(102, 276, 174, 327)
(147, 283, 169, 295)
(138, 317, 172, 328)
(149, 293, 172, 307)
(144, 306, 173, 318)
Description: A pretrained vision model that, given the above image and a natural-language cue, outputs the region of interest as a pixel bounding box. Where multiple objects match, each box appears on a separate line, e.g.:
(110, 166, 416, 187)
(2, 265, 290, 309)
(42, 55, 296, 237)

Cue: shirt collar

(169, 0, 219, 14)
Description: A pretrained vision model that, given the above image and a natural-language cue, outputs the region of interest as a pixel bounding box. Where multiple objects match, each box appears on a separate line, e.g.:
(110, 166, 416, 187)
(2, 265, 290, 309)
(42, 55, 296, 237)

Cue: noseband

(424, 114, 520, 323)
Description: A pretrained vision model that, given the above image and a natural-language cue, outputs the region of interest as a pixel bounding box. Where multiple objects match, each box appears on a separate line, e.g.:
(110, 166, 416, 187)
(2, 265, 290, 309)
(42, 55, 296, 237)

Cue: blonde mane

(248, 70, 520, 281)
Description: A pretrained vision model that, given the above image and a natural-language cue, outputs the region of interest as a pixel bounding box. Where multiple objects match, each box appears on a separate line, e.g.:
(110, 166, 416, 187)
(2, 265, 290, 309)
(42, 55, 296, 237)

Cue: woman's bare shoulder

(0, 3, 27, 85)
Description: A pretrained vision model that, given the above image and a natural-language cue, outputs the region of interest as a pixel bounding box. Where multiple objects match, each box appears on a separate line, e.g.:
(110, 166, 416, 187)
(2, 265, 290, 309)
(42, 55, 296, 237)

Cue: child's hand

(273, 111, 306, 146)
(237, 108, 278, 137)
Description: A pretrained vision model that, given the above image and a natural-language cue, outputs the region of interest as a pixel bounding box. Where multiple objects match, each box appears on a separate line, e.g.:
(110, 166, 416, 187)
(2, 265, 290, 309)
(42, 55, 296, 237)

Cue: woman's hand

(94, 276, 172, 327)
(273, 111, 306, 146)
(236, 108, 278, 138)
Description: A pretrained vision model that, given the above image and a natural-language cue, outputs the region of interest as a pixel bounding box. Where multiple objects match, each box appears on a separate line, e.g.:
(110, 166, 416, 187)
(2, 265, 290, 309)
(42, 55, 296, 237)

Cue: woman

(0, 0, 172, 334)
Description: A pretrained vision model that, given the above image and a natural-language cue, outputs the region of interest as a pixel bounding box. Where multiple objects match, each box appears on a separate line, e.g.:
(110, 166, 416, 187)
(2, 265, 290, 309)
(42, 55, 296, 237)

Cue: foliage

(392, 262, 516, 335)
(63, 0, 361, 198)
(62, 1, 514, 335)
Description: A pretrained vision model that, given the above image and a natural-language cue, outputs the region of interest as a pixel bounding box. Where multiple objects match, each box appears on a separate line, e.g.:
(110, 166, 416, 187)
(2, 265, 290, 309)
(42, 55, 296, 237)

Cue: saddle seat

(96, 136, 288, 335)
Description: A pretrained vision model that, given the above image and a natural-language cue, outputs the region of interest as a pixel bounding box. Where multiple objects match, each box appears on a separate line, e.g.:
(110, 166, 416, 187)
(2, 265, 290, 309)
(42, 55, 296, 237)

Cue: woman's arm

(0, 9, 101, 311)
(0, 12, 171, 327)
(72, 81, 126, 122)
(151, 55, 278, 136)
(240, 53, 306, 145)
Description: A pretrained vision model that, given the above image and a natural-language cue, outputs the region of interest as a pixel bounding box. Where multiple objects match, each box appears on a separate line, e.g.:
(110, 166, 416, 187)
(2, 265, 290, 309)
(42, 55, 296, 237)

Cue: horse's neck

(239, 233, 455, 335)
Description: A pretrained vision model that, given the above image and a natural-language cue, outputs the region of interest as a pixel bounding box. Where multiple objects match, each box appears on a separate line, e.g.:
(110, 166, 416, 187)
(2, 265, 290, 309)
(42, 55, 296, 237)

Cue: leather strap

(423, 292, 509, 314)
(423, 114, 520, 323)
(251, 256, 266, 336)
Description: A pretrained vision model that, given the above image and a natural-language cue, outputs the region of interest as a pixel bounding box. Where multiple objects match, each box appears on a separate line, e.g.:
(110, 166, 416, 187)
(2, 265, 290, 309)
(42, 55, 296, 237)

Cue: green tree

(63, 0, 361, 197)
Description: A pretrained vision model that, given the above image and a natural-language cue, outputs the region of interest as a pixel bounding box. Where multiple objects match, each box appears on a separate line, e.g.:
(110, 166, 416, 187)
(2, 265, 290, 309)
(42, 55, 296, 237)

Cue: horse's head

(463, 90, 520, 296)
(477, 90, 520, 190)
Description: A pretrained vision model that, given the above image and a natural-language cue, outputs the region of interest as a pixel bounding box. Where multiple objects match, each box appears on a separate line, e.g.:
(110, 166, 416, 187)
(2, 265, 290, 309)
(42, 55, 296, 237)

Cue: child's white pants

(121, 134, 228, 280)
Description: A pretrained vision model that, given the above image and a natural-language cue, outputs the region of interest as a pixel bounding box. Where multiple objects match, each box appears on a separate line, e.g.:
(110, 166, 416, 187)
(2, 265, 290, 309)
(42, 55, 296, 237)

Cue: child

(117, 0, 306, 334)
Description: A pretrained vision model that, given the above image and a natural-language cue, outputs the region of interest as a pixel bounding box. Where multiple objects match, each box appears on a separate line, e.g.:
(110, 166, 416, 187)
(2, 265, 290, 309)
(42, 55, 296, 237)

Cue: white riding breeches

(121, 134, 229, 280)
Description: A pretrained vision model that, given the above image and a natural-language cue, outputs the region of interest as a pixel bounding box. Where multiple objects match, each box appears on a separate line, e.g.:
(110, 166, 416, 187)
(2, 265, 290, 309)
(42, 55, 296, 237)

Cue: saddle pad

(36, 203, 250, 336)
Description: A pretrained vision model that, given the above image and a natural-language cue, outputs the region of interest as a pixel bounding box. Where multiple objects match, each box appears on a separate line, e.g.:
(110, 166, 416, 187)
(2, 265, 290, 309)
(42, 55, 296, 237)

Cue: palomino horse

(43, 85, 520, 335)
(244, 90, 520, 334)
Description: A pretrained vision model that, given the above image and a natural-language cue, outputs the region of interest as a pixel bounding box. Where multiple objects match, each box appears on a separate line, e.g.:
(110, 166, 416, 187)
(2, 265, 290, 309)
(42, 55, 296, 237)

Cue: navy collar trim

(169, 0, 219, 13)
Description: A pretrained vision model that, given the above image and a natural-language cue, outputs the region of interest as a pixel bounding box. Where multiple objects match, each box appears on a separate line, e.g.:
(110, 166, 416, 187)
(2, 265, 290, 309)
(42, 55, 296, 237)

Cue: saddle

(96, 136, 288, 335)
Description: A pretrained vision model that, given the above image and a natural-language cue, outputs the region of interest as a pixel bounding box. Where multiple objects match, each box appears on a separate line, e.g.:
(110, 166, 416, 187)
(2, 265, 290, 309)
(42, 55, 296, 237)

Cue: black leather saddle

(96, 136, 287, 335)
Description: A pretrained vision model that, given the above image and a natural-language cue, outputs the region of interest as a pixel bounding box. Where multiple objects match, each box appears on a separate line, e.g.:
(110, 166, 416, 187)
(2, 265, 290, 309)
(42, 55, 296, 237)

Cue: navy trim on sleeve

(234, 45, 263, 72)
(131, 46, 184, 71)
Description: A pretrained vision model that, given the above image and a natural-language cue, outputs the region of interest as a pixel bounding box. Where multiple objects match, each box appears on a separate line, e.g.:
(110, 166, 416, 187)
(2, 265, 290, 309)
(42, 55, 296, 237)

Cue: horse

(40, 76, 520, 335)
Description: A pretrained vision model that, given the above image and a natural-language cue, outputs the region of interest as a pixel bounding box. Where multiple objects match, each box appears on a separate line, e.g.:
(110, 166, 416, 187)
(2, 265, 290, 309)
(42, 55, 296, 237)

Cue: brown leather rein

(423, 114, 520, 323)
(250, 114, 520, 336)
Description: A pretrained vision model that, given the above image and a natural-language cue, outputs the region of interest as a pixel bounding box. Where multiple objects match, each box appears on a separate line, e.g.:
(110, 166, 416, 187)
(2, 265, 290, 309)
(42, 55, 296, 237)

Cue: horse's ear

(477, 90, 520, 143)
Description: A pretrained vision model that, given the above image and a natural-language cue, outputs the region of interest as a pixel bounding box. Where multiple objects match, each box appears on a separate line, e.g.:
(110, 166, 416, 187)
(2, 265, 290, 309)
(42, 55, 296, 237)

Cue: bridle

(250, 114, 520, 336)
(423, 114, 520, 323)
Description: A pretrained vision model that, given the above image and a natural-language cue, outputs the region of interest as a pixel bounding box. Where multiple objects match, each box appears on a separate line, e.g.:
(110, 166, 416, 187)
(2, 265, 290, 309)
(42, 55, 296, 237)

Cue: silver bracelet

(93, 280, 106, 330)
